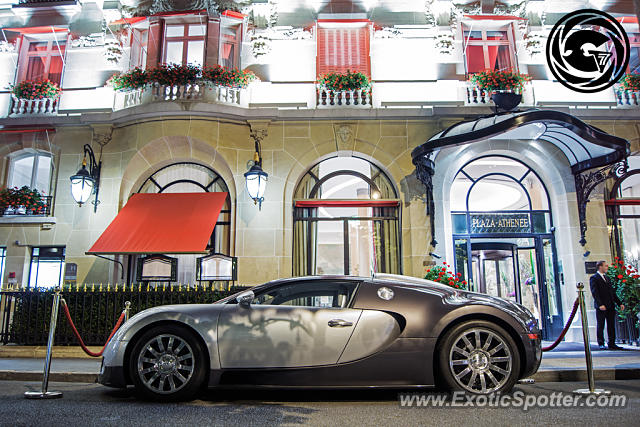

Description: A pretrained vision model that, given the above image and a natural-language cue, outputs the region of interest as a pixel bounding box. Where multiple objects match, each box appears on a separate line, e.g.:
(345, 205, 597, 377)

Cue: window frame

(17, 35, 67, 84)
(251, 280, 360, 308)
(162, 22, 207, 66)
(461, 23, 517, 76)
(7, 151, 53, 195)
(29, 246, 65, 289)
(627, 32, 640, 74)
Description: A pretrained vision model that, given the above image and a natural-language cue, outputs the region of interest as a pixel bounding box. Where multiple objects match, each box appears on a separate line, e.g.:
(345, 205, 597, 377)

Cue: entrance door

(463, 238, 562, 340)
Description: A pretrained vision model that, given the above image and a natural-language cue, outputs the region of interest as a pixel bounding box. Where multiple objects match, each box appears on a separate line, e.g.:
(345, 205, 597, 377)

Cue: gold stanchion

(573, 282, 610, 395)
(124, 301, 131, 323)
(24, 288, 63, 399)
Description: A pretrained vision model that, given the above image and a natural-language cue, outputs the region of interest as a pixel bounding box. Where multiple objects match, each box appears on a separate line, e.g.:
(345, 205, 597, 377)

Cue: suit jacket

(589, 273, 621, 310)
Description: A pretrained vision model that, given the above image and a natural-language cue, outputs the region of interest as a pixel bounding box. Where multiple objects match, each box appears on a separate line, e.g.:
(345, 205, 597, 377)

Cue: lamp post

(70, 144, 101, 212)
(244, 134, 268, 209)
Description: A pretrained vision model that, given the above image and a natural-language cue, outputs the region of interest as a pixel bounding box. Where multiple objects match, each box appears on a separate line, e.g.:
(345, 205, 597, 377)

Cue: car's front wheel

(438, 320, 520, 394)
(129, 324, 207, 401)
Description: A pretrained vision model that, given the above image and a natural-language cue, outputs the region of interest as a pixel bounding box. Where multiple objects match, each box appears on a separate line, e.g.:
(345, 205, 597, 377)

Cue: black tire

(438, 320, 520, 394)
(128, 324, 207, 401)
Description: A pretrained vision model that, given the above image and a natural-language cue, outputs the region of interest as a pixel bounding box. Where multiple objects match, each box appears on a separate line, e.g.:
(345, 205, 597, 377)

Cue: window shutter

(316, 24, 370, 78)
(146, 17, 163, 67)
(204, 17, 220, 68)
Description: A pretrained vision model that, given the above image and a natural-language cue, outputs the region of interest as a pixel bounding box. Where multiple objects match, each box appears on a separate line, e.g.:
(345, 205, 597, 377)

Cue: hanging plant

(318, 71, 370, 91)
(0, 186, 48, 215)
(108, 67, 147, 91)
(469, 69, 531, 93)
(202, 65, 256, 88)
(146, 63, 201, 86)
(618, 74, 640, 92)
(424, 263, 467, 290)
(11, 80, 61, 100)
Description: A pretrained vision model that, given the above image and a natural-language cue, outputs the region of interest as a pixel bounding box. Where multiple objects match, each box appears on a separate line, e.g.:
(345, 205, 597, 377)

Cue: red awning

(88, 192, 228, 255)
(463, 15, 527, 21)
(295, 200, 399, 208)
(108, 17, 147, 26)
(605, 198, 640, 206)
(4, 26, 68, 34)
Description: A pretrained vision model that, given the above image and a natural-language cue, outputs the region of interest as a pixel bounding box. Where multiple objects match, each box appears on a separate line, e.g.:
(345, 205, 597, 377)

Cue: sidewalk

(0, 342, 638, 384)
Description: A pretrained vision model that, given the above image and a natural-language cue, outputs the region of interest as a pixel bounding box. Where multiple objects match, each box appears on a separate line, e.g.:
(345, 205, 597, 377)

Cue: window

(162, 23, 206, 66)
(29, 246, 65, 289)
(293, 157, 400, 276)
(8, 152, 52, 195)
(220, 20, 242, 69)
(0, 248, 5, 285)
(19, 38, 66, 84)
(316, 23, 371, 76)
(253, 281, 358, 308)
(136, 162, 232, 285)
(130, 28, 149, 69)
(628, 33, 640, 74)
(463, 25, 516, 74)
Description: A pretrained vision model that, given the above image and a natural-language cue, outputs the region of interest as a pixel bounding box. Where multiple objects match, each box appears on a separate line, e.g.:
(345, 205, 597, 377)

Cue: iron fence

(0, 283, 242, 346)
(616, 314, 640, 346)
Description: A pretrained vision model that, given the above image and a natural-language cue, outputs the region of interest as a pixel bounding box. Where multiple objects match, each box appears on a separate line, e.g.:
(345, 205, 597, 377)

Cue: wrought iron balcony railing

(1, 196, 52, 217)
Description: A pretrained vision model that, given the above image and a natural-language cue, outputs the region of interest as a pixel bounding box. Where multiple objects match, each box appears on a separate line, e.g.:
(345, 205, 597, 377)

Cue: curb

(1, 368, 638, 385)
(532, 368, 640, 382)
(0, 346, 102, 359)
(0, 371, 97, 383)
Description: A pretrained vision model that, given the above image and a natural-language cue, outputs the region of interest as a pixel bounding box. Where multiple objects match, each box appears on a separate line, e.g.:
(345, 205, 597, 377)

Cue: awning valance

(412, 109, 629, 174)
(88, 192, 227, 255)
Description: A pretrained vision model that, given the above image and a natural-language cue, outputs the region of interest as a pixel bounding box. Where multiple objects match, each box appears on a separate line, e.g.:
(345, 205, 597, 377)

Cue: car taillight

(527, 333, 539, 340)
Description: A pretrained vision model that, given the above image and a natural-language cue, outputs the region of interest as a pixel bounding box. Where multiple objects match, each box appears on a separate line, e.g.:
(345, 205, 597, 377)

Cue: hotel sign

(470, 213, 531, 234)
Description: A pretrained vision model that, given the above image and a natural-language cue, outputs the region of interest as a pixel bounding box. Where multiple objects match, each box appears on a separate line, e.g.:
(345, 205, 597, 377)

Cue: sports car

(99, 274, 542, 400)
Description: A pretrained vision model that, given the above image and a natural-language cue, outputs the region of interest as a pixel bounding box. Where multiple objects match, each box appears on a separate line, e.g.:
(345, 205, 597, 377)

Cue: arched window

(136, 162, 232, 284)
(293, 156, 400, 276)
(8, 151, 53, 195)
(607, 156, 640, 267)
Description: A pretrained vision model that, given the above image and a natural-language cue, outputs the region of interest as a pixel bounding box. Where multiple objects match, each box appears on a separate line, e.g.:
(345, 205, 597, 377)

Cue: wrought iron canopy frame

(411, 109, 630, 247)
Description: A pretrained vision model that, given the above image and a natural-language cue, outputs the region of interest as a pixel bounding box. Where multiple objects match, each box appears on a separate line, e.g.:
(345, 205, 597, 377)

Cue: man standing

(589, 261, 625, 350)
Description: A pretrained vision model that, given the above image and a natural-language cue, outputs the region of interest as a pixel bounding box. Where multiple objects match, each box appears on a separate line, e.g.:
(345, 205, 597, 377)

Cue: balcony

(10, 96, 59, 116)
(316, 87, 372, 108)
(615, 87, 640, 107)
(113, 84, 245, 111)
(0, 196, 55, 225)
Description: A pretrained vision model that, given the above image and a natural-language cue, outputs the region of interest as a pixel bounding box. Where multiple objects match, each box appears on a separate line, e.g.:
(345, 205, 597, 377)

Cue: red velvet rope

(61, 299, 126, 357)
(542, 297, 580, 352)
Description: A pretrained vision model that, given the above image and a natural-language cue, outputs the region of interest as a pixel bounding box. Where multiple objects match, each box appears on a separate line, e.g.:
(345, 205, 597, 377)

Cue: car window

(253, 281, 358, 308)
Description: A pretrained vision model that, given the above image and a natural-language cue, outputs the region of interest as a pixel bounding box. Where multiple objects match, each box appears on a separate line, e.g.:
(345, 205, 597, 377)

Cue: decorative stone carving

(333, 124, 355, 152)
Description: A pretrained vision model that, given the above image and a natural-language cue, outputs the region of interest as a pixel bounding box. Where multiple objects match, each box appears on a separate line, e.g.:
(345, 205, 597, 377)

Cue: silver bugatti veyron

(99, 274, 541, 400)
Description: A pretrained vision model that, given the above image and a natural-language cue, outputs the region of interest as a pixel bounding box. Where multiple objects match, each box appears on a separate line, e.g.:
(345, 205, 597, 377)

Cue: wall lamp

(70, 144, 101, 212)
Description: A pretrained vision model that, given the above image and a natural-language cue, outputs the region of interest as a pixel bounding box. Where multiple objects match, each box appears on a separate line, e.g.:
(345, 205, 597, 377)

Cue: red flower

(617, 274, 623, 279)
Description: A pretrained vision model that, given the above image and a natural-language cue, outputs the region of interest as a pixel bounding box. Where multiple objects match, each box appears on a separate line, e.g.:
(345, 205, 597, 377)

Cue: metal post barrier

(573, 282, 610, 396)
(24, 288, 63, 399)
(124, 301, 131, 323)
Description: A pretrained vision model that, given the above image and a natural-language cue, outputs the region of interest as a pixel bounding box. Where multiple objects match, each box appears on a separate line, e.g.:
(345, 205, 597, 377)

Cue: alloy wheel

(448, 327, 513, 393)
(137, 334, 195, 394)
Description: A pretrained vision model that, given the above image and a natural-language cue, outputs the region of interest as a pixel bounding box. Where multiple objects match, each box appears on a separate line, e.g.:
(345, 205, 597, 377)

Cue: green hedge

(1, 286, 240, 346)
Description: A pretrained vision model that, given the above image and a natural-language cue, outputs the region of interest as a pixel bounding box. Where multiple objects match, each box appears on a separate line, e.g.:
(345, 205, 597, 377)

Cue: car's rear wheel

(438, 320, 520, 394)
(129, 324, 207, 401)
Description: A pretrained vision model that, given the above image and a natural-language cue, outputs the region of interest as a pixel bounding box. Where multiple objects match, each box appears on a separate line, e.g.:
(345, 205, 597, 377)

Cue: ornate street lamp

(244, 134, 268, 209)
(70, 144, 101, 212)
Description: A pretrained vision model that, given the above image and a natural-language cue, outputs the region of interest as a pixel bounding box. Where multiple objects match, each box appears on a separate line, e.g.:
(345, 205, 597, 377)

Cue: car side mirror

(236, 290, 254, 306)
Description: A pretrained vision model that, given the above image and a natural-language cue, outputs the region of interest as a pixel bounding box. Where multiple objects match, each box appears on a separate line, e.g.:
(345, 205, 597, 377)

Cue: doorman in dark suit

(589, 261, 625, 350)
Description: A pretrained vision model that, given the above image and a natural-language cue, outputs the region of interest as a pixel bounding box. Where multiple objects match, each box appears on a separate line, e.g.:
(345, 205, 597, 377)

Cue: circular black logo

(546, 9, 629, 93)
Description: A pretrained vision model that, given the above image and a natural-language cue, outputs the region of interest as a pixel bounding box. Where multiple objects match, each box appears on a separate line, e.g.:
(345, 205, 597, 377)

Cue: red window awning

(4, 26, 68, 34)
(88, 192, 228, 255)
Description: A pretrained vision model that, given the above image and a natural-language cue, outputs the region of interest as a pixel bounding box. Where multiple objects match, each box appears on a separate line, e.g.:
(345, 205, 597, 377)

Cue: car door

(217, 280, 362, 369)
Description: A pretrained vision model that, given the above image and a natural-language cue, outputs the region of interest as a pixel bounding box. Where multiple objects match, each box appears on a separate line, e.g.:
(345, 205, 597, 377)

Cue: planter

(491, 91, 522, 111)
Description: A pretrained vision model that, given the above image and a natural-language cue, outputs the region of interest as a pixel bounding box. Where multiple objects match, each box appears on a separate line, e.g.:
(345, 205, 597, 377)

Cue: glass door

(536, 237, 563, 339)
(517, 246, 543, 331)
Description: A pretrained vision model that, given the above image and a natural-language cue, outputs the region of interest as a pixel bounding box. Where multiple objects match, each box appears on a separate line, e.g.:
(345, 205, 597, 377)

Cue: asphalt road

(0, 380, 637, 426)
